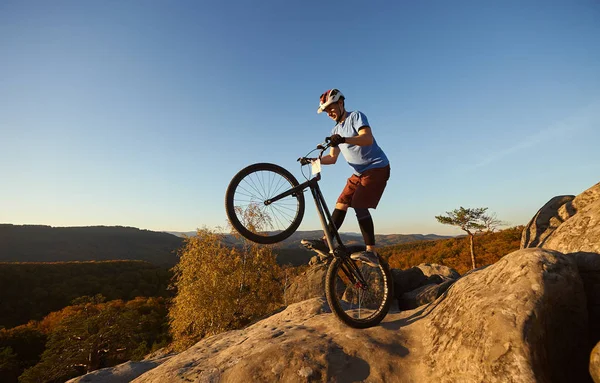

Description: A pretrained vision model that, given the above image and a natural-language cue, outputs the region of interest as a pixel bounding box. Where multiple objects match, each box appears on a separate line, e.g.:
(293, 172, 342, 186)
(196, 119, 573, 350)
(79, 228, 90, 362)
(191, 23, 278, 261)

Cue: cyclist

(301, 89, 390, 267)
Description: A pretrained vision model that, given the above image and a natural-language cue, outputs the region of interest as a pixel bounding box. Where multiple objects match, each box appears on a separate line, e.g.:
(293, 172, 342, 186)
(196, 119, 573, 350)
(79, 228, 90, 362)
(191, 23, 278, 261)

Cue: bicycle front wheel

(325, 256, 394, 328)
(225, 163, 305, 244)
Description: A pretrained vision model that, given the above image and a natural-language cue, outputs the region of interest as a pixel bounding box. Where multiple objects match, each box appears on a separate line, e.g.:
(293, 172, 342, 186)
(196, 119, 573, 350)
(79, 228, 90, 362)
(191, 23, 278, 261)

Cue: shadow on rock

(326, 345, 371, 382)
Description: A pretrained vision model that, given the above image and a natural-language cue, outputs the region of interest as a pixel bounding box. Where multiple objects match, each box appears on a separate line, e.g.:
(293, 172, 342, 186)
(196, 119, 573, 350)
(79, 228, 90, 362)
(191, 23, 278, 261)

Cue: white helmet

(317, 89, 344, 114)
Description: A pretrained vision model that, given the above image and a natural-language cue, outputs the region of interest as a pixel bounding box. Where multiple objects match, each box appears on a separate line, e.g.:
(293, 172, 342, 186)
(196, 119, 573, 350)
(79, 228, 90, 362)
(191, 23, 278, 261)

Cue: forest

(0, 260, 172, 329)
(0, 226, 522, 382)
(0, 225, 183, 266)
(379, 226, 523, 274)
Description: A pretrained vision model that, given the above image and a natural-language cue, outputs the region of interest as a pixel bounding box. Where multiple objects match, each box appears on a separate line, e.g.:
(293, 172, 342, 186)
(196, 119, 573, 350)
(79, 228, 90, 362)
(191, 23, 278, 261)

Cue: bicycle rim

(325, 256, 393, 328)
(225, 163, 305, 244)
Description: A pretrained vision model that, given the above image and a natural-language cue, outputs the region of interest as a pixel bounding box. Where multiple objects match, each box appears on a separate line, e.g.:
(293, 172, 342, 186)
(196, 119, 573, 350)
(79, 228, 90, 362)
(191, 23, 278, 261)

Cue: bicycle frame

(265, 169, 369, 288)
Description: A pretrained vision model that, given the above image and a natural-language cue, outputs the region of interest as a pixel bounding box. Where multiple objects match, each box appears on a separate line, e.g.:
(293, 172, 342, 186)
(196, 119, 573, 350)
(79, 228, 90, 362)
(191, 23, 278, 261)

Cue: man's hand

(326, 134, 346, 147)
(298, 157, 316, 166)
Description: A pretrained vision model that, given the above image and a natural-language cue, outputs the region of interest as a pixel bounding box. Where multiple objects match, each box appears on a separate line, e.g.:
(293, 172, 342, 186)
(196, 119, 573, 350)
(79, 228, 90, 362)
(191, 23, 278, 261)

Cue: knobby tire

(325, 255, 394, 328)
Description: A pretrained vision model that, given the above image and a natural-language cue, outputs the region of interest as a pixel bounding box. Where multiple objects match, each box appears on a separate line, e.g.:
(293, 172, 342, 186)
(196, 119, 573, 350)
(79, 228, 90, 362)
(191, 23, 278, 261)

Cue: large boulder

(422, 248, 589, 383)
(129, 248, 589, 382)
(132, 298, 415, 382)
(573, 252, 600, 344)
(521, 195, 575, 248)
(416, 263, 460, 279)
(392, 266, 427, 295)
(542, 199, 600, 253)
(398, 279, 455, 310)
(523, 181, 600, 252)
(66, 354, 174, 383)
(283, 263, 327, 305)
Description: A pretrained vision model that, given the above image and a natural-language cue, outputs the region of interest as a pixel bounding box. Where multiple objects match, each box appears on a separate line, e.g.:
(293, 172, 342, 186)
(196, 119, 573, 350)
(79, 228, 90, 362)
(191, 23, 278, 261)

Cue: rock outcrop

(73, 180, 600, 382)
(284, 263, 327, 305)
(542, 198, 600, 253)
(127, 248, 588, 382)
(65, 354, 173, 383)
(522, 182, 600, 251)
(423, 248, 589, 383)
(521, 195, 575, 248)
(522, 180, 600, 380)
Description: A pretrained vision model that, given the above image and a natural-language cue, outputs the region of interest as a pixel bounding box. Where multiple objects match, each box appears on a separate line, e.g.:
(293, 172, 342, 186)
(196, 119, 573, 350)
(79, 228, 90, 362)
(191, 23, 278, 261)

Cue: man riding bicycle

(302, 89, 390, 267)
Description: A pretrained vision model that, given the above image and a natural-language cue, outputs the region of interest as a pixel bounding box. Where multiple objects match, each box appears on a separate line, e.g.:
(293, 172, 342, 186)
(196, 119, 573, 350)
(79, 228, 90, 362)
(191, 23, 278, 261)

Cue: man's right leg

(328, 203, 348, 234)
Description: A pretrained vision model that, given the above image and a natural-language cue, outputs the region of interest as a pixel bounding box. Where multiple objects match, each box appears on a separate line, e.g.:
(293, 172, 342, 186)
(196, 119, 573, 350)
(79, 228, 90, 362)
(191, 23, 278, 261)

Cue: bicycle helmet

(317, 89, 344, 114)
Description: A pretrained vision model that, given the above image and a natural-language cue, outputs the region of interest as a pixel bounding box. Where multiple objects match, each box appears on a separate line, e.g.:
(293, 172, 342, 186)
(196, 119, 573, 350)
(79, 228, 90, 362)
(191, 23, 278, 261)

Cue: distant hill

(0, 224, 452, 267)
(0, 225, 183, 266)
(226, 230, 453, 266)
(167, 230, 453, 267)
(168, 229, 452, 248)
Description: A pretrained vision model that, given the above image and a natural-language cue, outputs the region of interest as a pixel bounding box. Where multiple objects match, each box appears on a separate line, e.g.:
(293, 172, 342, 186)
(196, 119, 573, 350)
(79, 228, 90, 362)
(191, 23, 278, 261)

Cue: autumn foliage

(379, 226, 523, 275)
(168, 229, 284, 351)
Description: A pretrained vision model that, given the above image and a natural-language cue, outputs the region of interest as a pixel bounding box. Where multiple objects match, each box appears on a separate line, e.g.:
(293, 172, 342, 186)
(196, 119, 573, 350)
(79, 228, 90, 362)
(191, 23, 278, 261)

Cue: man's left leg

(351, 208, 379, 267)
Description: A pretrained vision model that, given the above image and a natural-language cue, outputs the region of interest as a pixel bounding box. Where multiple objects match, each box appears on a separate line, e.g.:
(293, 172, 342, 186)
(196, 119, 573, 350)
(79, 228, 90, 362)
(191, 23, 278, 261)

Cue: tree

(0, 324, 46, 382)
(479, 212, 506, 233)
(435, 207, 498, 269)
(168, 229, 283, 351)
(19, 296, 169, 383)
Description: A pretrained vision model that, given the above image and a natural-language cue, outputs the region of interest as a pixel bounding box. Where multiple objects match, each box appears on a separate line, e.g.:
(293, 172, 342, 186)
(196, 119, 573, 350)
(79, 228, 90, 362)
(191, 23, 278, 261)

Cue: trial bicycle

(225, 142, 394, 328)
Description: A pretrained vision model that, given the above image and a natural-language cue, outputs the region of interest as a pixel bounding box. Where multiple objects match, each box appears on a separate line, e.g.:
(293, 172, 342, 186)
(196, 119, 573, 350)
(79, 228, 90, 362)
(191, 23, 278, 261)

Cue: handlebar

(297, 141, 331, 166)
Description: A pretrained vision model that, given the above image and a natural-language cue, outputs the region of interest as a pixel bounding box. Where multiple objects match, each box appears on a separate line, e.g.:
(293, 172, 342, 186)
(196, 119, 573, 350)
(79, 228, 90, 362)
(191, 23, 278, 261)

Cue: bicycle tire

(325, 255, 394, 328)
(225, 163, 305, 244)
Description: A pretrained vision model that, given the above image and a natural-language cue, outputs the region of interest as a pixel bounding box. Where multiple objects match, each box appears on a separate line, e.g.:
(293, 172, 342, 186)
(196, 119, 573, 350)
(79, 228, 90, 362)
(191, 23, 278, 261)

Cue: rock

(523, 181, 600, 252)
(398, 279, 455, 310)
(542, 199, 600, 254)
(392, 267, 427, 295)
(66, 355, 173, 383)
(569, 181, 600, 213)
(425, 274, 444, 285)
(131, 247, 590, 383)
(422, 248, 589, 383)
(132, 298, 410, 383)
(573, 252, 600, 344)
(284, 263, 327, 305)
(521, 195, 575, 248)
(592, 341, 600, 383)
(417, 263, 461, 280)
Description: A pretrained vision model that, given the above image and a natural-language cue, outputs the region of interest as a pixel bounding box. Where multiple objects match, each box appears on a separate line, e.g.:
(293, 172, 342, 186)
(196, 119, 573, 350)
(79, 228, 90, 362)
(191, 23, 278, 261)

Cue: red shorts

(337, 165, 390, 209)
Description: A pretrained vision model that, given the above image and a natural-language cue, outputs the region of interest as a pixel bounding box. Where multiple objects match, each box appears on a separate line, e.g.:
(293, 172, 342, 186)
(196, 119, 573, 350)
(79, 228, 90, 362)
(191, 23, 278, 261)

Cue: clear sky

(1, 1, 599, 236)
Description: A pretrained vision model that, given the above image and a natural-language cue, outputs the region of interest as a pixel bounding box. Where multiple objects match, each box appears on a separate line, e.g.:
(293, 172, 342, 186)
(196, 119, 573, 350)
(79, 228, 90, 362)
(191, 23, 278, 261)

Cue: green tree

(168, 229, 283, 351)
(435, 207, 496, 270)
(0, 324, 46, 383)
(19, 296, 169, 383)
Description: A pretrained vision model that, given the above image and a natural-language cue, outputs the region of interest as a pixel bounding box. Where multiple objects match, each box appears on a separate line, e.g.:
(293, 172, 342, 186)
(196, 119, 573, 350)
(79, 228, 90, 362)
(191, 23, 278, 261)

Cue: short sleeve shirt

(332, 111, 389, 175)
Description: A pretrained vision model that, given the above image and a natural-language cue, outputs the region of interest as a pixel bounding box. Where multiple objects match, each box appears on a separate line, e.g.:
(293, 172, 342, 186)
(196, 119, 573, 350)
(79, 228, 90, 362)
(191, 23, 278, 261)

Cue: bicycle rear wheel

(225, 163, 305, 244)
(325, 255, 394, 328)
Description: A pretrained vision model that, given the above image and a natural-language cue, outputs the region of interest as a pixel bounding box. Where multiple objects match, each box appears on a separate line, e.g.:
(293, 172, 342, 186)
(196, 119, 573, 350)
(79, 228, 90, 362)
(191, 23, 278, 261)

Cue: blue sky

(1, 1, 599, 236)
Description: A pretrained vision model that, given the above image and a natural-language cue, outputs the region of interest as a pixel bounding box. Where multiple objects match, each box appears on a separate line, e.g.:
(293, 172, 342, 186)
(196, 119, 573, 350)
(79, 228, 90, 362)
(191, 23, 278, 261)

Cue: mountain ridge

(0, 224, 452, 266)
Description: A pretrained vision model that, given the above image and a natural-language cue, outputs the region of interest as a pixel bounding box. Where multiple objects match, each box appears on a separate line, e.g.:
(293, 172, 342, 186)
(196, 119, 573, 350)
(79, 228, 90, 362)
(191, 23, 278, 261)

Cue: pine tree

(435, 207, 498, 269)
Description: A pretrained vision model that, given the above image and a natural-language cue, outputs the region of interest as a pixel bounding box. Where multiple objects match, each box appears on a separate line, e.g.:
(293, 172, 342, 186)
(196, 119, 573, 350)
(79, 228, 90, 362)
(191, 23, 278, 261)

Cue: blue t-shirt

(332, 111, 389, 175)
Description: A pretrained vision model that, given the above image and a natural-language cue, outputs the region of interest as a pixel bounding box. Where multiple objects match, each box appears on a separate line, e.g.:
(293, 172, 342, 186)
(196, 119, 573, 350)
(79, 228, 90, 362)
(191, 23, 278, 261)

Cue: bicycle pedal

(301, 244, 330, 258)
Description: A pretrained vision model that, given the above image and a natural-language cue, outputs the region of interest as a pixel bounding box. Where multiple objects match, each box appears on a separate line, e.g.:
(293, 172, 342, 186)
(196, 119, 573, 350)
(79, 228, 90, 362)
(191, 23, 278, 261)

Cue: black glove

(298, 157, 316, 166)
(326, 134, 346, 147)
